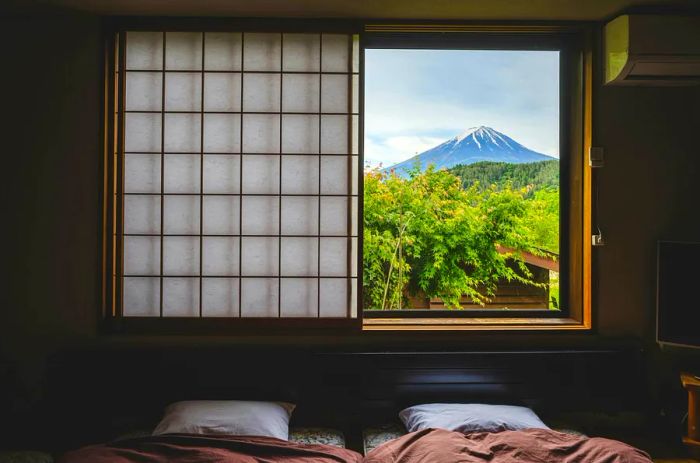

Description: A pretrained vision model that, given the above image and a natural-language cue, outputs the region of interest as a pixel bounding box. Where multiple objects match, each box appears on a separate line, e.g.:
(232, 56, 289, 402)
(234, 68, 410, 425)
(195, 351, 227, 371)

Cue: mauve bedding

(59, 434, 363, 463)
(364, 428, 652, 463)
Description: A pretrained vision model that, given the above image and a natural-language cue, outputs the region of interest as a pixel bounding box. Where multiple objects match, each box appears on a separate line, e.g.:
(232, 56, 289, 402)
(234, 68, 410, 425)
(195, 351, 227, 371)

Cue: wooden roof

(496, 244, 559, 272)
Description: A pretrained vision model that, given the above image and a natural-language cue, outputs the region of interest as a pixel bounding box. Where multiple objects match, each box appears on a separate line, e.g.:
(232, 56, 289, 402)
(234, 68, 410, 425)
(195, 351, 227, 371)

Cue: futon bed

(57, 400, 653, 463)
(59, 434, 362, 463)
(363, 428, 651, 463)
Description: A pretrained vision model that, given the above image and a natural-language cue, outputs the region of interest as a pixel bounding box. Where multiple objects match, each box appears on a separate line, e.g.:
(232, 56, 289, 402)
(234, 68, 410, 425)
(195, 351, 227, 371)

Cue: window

(103, 22, 591, 331)
(103, 26, 360, 328)
(360, 26, 592, 329)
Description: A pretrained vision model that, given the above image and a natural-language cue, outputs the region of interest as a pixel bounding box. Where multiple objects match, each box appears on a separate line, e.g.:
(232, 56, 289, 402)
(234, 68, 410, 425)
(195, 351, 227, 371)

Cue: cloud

(365, 135, 446, 168)
(364, 49, 560, 164)
(384, 135, 445, 157)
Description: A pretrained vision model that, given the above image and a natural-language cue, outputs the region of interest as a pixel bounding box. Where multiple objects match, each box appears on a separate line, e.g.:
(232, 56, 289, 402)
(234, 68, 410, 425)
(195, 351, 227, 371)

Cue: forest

(448, 159, 559, 195)
(364, 160, 560, 310)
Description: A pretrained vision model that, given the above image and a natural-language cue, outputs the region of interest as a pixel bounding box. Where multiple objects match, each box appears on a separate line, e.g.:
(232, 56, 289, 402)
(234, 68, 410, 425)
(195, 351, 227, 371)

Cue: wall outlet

(592, 233, 605, 246)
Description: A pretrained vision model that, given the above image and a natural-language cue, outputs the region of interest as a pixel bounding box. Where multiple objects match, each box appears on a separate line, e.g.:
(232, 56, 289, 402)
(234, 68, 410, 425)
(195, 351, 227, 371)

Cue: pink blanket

(59, 433, 363, 463)
(364, 428, 652, 463)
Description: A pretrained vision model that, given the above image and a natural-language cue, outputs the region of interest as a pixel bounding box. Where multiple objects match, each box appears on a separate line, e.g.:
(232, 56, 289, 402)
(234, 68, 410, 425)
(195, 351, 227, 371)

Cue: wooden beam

(496, 245, 559, 272)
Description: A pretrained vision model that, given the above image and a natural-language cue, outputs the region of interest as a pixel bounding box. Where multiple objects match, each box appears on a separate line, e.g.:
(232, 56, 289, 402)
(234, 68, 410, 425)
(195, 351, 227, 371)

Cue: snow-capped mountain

(384, 126, 555, 176)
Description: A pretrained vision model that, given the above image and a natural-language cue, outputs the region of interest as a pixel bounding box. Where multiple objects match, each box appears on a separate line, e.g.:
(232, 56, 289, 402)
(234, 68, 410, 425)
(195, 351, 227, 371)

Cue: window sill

(362, 317, 591, 331)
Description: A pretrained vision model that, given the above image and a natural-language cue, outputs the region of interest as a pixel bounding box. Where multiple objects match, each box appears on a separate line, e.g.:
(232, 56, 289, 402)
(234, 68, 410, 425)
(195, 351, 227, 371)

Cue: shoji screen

(119, 31, 359, 319)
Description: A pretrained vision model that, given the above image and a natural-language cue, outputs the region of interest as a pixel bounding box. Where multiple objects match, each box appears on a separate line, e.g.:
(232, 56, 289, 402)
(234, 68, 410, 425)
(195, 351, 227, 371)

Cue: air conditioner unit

(604, 14, 700, 86)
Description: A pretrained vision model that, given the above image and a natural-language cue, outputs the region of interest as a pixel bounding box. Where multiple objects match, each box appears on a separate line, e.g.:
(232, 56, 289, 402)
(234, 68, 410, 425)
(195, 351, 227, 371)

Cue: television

(657, 241, 700, 349)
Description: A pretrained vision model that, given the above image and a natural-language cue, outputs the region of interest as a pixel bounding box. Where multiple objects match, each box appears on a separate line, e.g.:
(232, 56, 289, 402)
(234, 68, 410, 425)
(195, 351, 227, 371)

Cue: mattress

(362, 423, 406, 455)
(289, 427, 346, 448)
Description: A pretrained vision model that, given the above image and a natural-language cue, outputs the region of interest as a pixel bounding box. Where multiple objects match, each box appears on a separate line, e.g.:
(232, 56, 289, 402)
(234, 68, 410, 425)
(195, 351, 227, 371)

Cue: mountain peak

(454, 126, 509, 146)
(385, 126, 555, 176)
(455, 125, 492, 141)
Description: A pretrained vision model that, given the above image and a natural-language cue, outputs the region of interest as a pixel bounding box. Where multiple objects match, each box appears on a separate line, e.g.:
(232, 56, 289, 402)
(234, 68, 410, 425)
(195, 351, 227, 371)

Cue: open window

(102, 21, 591, 332)
(360, 26, 592, 330)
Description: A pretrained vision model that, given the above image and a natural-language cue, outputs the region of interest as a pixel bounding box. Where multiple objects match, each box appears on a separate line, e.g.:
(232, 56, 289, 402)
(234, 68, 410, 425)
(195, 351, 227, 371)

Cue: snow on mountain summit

(454, 126, 514, 148)
(384, 126, 555, 176)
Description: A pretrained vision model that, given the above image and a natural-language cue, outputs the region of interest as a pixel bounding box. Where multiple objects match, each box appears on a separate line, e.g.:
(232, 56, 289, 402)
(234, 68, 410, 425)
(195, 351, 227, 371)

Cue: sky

(364, 49, 560, 168)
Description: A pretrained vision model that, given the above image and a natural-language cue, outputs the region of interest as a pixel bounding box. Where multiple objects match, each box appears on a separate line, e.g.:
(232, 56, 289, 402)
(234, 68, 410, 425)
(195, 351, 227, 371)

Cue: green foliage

(521, 188, 560, 254)
(449, 160, 559, 196)
(364, 162, 560, 310)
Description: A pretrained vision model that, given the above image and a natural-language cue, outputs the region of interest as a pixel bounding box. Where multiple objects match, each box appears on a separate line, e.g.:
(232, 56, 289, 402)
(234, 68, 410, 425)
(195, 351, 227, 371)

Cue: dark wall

(592, 83, 700, 433)
(1, 12, 102, 428)
(594, 84, 700, 338)
(1, 10, 700, 448)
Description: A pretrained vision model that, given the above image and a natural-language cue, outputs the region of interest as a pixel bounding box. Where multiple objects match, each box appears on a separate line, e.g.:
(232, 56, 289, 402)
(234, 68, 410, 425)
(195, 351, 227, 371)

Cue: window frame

(101, 18, 364, 333)
(100, 19, 592, 333)
(359, 23, 593, 330)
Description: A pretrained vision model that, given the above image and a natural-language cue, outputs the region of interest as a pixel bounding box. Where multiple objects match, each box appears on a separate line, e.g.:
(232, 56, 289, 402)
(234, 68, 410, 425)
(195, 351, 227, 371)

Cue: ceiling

(8, 0, 700, 20)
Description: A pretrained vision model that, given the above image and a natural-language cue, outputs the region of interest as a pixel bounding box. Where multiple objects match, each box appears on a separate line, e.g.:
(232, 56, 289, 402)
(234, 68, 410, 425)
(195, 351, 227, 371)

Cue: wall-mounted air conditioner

(604, 15, 700, 86)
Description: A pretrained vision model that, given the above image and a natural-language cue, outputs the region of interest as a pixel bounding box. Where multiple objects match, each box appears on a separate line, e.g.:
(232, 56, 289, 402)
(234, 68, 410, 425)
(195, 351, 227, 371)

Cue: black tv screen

(657, 241, 700, 349)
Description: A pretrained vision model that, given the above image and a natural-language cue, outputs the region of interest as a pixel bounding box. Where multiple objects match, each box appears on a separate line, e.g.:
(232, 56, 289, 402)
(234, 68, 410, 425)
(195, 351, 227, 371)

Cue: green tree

(521, 187, 559, 254)
(449, 160, 559, 196)
(364, 164, 556, 310)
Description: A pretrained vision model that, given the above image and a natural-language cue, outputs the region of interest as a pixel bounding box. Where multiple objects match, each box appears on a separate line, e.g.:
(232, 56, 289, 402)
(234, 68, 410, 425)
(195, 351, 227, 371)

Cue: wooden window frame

(100, 19, 592, 334)
(101, 18, 363, 334)
(359, 23, 593, 331)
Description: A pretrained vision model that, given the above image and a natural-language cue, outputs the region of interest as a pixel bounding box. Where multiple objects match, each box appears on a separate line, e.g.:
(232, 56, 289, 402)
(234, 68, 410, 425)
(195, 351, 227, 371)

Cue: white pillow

(153, 400, 296, 440)
(399, 403, 549, 434)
